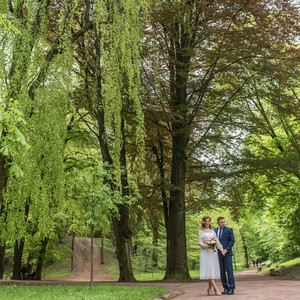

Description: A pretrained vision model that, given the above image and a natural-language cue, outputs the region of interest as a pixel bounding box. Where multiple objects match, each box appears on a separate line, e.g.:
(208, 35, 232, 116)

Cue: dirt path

(148, 268, 300, 300)
(60, 237, 115, 282)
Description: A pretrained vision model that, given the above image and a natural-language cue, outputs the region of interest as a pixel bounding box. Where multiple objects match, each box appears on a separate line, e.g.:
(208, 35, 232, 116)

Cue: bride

(199, 216, 223, 296)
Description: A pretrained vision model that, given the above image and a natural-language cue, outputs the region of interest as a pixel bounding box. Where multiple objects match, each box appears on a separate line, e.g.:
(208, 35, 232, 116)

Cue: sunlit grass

(134, 270, 200, 281)
(260, 257, 300, 280)
(0, 285, 166, 300)
(278, 257, 300, 268)
(135, 272, 164, 281)
(42, 263, 72, 279)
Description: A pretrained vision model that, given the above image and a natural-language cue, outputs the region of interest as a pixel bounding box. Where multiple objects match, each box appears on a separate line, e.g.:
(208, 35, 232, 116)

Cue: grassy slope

(262, 257, 300, 280)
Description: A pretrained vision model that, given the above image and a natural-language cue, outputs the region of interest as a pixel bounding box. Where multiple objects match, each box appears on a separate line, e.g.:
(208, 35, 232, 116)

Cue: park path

(148, 267, 300, 300)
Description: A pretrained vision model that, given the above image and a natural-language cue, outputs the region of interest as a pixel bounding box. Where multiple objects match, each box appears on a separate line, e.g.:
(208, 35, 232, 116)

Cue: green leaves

(0, 99, 28, 177)
(8, 162, 24, 177)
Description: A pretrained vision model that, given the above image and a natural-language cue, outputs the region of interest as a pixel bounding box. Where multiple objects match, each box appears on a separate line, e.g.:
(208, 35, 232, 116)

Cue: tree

(0, 0, 91, 279)
(71, 162, 122, 287)
(69, 0, 149, 281)
(142, 0, 300, 280)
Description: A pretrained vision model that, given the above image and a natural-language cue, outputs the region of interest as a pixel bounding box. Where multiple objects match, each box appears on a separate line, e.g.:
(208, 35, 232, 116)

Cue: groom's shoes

(222, 289, 228, 294)
(227, 289, 234, 295)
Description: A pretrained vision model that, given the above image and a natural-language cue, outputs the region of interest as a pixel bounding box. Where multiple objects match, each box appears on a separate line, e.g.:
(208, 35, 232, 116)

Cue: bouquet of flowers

(205, 237, 217, 252)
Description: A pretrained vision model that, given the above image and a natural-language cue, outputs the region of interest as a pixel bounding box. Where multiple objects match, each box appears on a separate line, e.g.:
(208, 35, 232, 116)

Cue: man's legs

(218, 253, 228, 290)
(224, 255, 235, 290)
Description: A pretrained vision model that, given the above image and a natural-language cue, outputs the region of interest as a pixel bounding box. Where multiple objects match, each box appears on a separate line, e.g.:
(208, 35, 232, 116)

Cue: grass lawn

(134, 270, 200, 281)
(0, 284, 166, 300)
(42, 263, 72, 279)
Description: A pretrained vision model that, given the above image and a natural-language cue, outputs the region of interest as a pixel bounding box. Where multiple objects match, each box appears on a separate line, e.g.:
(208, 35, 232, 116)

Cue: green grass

(262, 257, 300, 272)
(260, 257, 300, 279)
(134, 269, 200, 281)
(133, 267, 245, 282)
(189, 269, 199, 279)
(135, 272, 165, 281)
(0, 285, 166, 300)
(42, 263, 72, 279)
(277, 257, 300, 268)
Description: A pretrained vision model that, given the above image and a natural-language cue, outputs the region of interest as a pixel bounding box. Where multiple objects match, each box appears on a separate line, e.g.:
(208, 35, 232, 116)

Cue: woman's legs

(207, 279, 213, 295)
(211, 279, 222, 295)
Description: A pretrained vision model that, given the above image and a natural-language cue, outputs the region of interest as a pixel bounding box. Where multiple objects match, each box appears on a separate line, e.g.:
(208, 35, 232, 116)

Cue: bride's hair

(201, 216, 212, 229)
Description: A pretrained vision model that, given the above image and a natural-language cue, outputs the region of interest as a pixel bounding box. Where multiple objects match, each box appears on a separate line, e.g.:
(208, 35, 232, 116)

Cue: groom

(214, 217, 235, 295)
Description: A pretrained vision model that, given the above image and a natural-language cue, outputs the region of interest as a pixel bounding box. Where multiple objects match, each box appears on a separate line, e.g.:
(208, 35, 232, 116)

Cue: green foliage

(97, 0, 148, 165)
(73, 162, 124, 229)
(64, 143, 128, 238)
(132, 229, 166, 273)
(0, 98, 28, 177)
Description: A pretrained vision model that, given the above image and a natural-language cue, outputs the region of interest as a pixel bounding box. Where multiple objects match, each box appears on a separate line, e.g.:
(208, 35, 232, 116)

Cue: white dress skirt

(199, 229, 223, 279)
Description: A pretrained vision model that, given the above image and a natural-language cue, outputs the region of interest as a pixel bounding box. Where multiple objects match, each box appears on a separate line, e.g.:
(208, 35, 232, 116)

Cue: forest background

(0, 0, 300, 282)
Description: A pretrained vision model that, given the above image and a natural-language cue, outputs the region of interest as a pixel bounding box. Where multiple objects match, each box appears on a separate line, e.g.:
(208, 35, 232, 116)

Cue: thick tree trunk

(96, 113, 135, 281)
(92, 21, 135, 280)
(111, 122, 135, 282)
(152, 137, 169, 229)
(0, 245, 6, 279)
(164, 23, 192, 280)
(111, 208, 135, 282)
(35, 238, 48, 280)
(12, 239, 25, 280)
(0, 155, 7, 279)
(11, 198, 30, 280)
(164, 132, 190, 281)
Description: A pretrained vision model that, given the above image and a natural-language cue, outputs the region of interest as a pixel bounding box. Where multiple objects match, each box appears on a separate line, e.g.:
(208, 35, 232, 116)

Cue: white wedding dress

(198, 229, 223, 279)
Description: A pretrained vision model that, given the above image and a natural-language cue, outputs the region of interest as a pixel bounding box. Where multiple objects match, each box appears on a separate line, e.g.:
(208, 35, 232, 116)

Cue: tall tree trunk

(164, 132, 190, 281)
(164, 20, 192, 280)
(11, 239, 25, 280)
(111, 208, 135, 282)
(240, 229, 249, 268)
(152, 135, 169, 229)
(11, 198, 30, 280)
(0, 155, 7, 279)
(100, 233, 105, 265)
(35, 238, 48, 280)
(90, 223, 94, 287)
(94, 20, 135, 279)
(0, 245, 5, 279)
(96, 114, 135, 281)
(71, 231, 75, 271)
(111, 121, 135, 282)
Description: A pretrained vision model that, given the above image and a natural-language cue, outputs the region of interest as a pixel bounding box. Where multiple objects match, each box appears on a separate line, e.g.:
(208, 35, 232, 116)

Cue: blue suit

(214, 226, 235, 291)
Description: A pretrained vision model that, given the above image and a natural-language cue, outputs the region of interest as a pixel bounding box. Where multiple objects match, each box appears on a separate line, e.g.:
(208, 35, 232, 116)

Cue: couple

(199, 216, 235, 296)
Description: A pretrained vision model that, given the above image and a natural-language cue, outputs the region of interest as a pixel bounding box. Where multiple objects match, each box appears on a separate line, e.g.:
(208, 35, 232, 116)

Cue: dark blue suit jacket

(214, 226, 235, 256)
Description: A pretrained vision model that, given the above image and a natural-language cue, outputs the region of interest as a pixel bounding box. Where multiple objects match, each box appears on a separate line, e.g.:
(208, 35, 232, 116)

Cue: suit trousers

(218, 252, 235, 290)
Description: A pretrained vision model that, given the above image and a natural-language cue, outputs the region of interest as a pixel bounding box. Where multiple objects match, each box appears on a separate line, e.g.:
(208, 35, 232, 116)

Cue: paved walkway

(149, 268, 300, 300)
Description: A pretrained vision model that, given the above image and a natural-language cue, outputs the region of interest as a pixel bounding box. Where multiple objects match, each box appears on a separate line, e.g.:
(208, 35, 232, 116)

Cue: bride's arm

(214, 232, 224, 251)
(198, 230, 208, 249)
